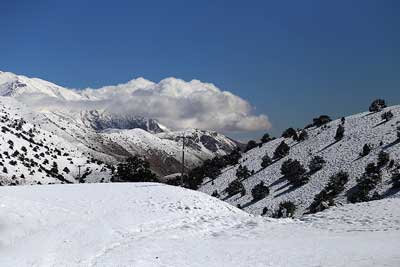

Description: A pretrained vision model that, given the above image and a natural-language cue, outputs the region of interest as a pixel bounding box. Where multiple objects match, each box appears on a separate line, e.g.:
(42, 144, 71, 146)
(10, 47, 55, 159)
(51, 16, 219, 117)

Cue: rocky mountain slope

(0, 71, 238, 177)
(1, 183, 399, 266)
(200, 105, 400, 216)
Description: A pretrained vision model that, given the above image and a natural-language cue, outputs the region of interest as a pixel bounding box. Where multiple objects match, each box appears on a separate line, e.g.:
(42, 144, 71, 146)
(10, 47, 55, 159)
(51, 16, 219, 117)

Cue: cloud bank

(16, 75, 271, 133)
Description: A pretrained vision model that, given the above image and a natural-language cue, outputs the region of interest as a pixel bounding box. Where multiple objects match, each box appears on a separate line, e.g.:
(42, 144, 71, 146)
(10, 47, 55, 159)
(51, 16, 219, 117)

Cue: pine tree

(334, 124, 345, 141)
(236, 165, 251, 180)
(273, 141, 290, 159)
(281, 159, 308, 186)
(261, 153, 272, 168)
(360, 144, 372, 157)
(377, 151, 390, 168)
(381, 111, 393, 122)
(251, 181, 270, 201)
(309, 156, 326, 173)
(369, 99, 386, 112)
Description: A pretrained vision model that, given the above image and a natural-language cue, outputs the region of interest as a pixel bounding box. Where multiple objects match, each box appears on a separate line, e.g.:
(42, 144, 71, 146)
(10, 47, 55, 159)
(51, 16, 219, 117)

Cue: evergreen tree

(236, 165, 251, 180)
(381, 111, 393, 122)
(261, 133, 272, 144)
(369, 99, 386, 112)
(251, 181, 270, 201)
(281, 159, 308, 186)
(273, 141, 290, 159)
(334, 124, 345, 141)
(308, 155, 326, 173)
(113, 156, 158, 183)
(261, 153, 272, 168)
(298, 130, 309, 141)
(313, 115, 331, 127)
(225, 179, 245, 197)
(377, 151, 390, 168)
(360, 144, 372, 157)
(282, 127, 297, 138)
(273, 201, 296, 218)
(244, 140, 258, 152)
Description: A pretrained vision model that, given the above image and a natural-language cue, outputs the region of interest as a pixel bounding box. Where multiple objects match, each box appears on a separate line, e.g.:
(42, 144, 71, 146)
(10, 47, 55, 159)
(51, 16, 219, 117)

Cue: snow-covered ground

(1, 183, 399, 266)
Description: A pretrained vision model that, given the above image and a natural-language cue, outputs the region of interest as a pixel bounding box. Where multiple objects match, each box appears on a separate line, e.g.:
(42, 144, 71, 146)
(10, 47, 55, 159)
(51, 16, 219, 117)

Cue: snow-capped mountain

(1, 183, 399, 266)
(200, 105, 400, 216)
(0, 71, 239, 177)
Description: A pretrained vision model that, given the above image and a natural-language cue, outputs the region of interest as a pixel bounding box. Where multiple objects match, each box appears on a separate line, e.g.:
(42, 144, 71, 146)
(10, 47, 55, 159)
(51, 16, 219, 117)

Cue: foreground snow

(1, 183, 399, 266)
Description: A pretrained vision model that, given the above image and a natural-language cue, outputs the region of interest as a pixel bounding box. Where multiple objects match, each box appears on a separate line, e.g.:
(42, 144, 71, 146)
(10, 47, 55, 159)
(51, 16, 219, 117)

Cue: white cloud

(15, 75, 271, 133)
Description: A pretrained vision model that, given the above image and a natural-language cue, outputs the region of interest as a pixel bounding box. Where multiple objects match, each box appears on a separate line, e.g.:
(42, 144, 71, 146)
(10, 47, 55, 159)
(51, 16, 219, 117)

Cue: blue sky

(1, 0, 399, 140)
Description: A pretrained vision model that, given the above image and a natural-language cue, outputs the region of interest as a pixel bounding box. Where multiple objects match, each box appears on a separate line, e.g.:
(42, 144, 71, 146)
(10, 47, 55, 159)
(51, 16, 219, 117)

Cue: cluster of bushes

(308, 171, 349, 213)
(272, 201, 296, 218)
(244, 132, 275, 152)
(281, 128, 309, 142)
(183, 148, 242, 189)
(347, 151, 390, 203)
(112, 156, 158, 183)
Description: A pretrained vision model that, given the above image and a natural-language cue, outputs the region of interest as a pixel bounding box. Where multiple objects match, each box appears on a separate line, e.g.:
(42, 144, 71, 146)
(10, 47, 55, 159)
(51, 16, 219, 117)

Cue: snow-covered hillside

(1, 183, 399, 266)
(200, 105, 400, 216)
(0, 97, 112, 185)
(0, 71, 239, 176)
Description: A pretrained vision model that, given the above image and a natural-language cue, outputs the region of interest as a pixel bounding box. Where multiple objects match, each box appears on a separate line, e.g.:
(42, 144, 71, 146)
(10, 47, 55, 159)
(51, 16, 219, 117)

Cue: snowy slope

(0, 183, 399, 266)
(200, 105, 400, 216)
(0, 97, 112, 185)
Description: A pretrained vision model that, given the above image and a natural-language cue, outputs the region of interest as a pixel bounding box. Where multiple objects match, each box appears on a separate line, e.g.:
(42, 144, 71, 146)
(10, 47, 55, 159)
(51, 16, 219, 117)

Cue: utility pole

(181, 134, 185, 186)
(77, 165, 82, 182)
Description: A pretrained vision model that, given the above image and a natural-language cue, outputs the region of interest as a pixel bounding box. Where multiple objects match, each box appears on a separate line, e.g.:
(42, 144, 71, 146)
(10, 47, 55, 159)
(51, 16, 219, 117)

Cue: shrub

(112, 156, 158, 183)
(297, 130, 309, 141)
(377, 151, 390, 168)
(392, 171, 400, 189)
(226, 179, 245, 197)
(348, 166, 381, 203)
(360, 144, 372, 157)
(341, 117, 345, 124)
(211, 190, 220, 198)
(308, 171, 349, 213)
(308, 156, 326, 173)
(313, 115, 331, 127)
(369, 99, 386, 112)
(282, 128, 297, 139)
(261, 153, 272, 168)
(273, 201, 296, 218)
(244, 140, 258, 152)
(273, 141, 290, 159)
(281, 159, 308, 186)
(381, 111, 394, 122)
(236, 165, 251, 180)
(334, 124, 345, 141)
(261, 133, 272, 144)
(251, 181, 270, 201)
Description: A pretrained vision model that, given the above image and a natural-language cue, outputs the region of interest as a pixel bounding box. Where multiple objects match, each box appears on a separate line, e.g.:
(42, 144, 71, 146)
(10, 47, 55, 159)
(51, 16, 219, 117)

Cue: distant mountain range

(0, 71, 239, 184)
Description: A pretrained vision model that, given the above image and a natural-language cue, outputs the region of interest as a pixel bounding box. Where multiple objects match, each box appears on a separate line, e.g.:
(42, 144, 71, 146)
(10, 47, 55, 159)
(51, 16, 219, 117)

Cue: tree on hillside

(360, 144, 372, 157)
(313, 115, 331, 127)
(244, 140, 258, 152)
(225, 179, 245, 197)
(251, 181, 270, 201)
(261, 153, 272, 168)
(236, 165, 251, 180)
(369, 99, 386, 112)
(112, 156, 158, 183)
(261, 133, 273, 144)
(281, 159, 308, 186)
(377, 151, 390, 168)
(334, 124, 345, 141)
(308, 155, 326, 173)
(273, 141, 290, 159)
(273, 201, 296, 218)
(381, 111, 393, 122)
(297, 130, 309, 142)
(282, 127, 297, 139)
